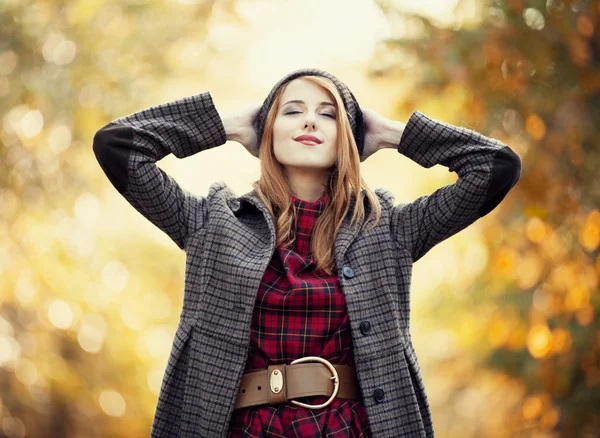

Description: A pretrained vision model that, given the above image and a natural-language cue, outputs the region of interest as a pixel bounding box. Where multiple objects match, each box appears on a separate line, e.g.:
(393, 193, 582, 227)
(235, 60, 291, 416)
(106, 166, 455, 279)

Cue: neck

(286, 167, 331, 202)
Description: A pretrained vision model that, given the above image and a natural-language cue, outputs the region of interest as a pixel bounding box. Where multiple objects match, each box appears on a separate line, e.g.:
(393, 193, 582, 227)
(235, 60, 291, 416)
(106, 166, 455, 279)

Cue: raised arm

(92, 91, 227, 251)
(389, 111, 522, 263)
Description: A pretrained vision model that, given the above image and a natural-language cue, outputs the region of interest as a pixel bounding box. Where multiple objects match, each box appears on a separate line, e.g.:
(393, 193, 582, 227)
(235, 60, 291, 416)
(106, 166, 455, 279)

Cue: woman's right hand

(223, 103, 263, 158)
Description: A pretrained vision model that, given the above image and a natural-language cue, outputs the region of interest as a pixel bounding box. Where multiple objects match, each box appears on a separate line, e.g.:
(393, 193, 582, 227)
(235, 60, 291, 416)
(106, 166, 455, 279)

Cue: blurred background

(1, 0, 599, 436)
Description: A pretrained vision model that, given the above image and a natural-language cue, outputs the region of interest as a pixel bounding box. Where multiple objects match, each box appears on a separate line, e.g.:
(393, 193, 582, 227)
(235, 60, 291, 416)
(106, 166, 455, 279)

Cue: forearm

(93, 91, 227, 195)
(397, 111, 516, 174)
(396, 110, 521, 219)
(98, 91, 227, 161)
(379, 119, 406, 150)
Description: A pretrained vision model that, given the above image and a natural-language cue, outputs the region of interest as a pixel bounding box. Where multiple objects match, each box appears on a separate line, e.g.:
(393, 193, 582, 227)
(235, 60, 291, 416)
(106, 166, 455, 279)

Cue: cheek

(326, 122, 337, 137)
(272, 122, 281, 139)
(272, 123, 293, 147)
(272, 123, 288, 156)
(327, 128, 338, 148)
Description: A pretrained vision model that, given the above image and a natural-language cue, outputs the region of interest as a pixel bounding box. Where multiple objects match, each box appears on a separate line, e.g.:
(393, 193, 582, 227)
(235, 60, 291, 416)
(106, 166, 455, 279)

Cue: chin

(287, 163, 335, 171)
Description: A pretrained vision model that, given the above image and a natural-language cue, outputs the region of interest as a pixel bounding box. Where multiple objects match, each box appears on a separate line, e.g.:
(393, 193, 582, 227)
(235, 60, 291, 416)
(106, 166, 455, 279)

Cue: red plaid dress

(227, 192, 372, 437)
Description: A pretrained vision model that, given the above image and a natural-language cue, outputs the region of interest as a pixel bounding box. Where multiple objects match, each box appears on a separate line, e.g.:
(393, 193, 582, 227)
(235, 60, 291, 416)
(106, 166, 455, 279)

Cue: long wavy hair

(251, 75, 382, 275)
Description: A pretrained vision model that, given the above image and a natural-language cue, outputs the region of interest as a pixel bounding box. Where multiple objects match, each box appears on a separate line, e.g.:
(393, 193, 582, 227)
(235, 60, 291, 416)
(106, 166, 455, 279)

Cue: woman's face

(272, 78, 338, 173)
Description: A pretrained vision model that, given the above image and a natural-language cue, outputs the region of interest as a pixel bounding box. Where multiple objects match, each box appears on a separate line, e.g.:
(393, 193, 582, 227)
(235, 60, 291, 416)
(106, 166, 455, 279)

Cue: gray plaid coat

(92, 91, 521, 437)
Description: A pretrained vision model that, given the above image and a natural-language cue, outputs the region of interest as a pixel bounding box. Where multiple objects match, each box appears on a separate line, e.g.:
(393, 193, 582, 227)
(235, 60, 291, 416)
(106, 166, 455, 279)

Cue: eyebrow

(282, 100, 336, 108)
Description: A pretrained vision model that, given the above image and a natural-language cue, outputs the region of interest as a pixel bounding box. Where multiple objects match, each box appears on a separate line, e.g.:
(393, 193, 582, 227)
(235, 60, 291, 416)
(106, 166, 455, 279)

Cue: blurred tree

(0, 1, 228, 437)
(369, 0, 599, 435)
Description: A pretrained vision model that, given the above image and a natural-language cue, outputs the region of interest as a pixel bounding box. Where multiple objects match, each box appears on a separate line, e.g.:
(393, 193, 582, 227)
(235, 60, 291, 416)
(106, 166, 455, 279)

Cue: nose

(304, 118, 316, 129)
(301, 110, 318, 129)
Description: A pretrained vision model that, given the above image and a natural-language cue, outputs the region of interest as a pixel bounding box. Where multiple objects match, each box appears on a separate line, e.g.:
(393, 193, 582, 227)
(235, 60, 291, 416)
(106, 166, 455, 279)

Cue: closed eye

(285, 111, 336, 119)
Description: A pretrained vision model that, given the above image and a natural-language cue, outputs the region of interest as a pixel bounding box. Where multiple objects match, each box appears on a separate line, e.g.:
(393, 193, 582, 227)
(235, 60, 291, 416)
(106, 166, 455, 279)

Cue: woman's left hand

(360, 107, 389, 162)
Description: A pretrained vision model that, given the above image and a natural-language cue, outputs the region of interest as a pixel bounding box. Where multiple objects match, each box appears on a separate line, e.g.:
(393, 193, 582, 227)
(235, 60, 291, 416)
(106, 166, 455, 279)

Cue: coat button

(360, 320, 371, 334)
(374, 388, 385, 403)
(342, 266, 355, 278)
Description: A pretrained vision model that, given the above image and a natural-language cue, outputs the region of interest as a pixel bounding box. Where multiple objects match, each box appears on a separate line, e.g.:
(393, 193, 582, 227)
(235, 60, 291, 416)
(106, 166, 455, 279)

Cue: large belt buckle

(289, 356, 339, 409)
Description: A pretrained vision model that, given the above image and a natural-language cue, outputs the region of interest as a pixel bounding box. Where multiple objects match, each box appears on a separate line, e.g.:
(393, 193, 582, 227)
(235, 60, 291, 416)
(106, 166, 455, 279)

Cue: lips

(295, 139, 319, 146)
(293, 134, 323, 144)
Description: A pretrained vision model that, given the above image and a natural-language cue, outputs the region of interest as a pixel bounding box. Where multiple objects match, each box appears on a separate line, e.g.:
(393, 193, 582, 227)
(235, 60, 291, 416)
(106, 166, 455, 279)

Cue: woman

(93, 68, 521, 437)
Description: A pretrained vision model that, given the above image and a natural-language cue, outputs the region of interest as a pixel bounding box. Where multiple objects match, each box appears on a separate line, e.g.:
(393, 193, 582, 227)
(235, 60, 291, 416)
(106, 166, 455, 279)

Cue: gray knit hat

(251, 68, 366, 157)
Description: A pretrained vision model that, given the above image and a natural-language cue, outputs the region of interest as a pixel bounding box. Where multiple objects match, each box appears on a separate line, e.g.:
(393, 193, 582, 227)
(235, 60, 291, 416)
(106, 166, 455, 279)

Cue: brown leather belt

(234, 356, 361, 410)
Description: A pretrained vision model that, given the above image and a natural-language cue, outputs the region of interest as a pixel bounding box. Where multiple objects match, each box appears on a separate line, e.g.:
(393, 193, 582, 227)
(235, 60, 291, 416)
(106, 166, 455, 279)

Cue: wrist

(222, 114, 243, 142)
(379, 119, 406, 150)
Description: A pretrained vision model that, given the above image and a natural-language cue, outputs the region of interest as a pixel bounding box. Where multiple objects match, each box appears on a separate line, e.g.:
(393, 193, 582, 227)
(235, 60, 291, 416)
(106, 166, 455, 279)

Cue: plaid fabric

(92, 91, 521, 437)
(227, 192, 372, 437)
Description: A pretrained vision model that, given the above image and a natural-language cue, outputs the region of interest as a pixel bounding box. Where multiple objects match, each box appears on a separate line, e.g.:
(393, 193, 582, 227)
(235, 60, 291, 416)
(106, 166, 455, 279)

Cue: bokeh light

(2, 0, 598, 436)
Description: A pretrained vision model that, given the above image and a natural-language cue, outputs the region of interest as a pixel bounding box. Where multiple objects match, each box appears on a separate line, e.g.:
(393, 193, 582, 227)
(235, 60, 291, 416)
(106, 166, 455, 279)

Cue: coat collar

(232, 187, 369, 215)
(217, 183, 373, 269)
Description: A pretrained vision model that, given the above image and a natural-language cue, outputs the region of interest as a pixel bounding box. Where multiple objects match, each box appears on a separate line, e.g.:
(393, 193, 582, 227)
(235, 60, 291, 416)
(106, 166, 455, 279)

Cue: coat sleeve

(390, 111, 522, 263)
(92, 91, 227, 251)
